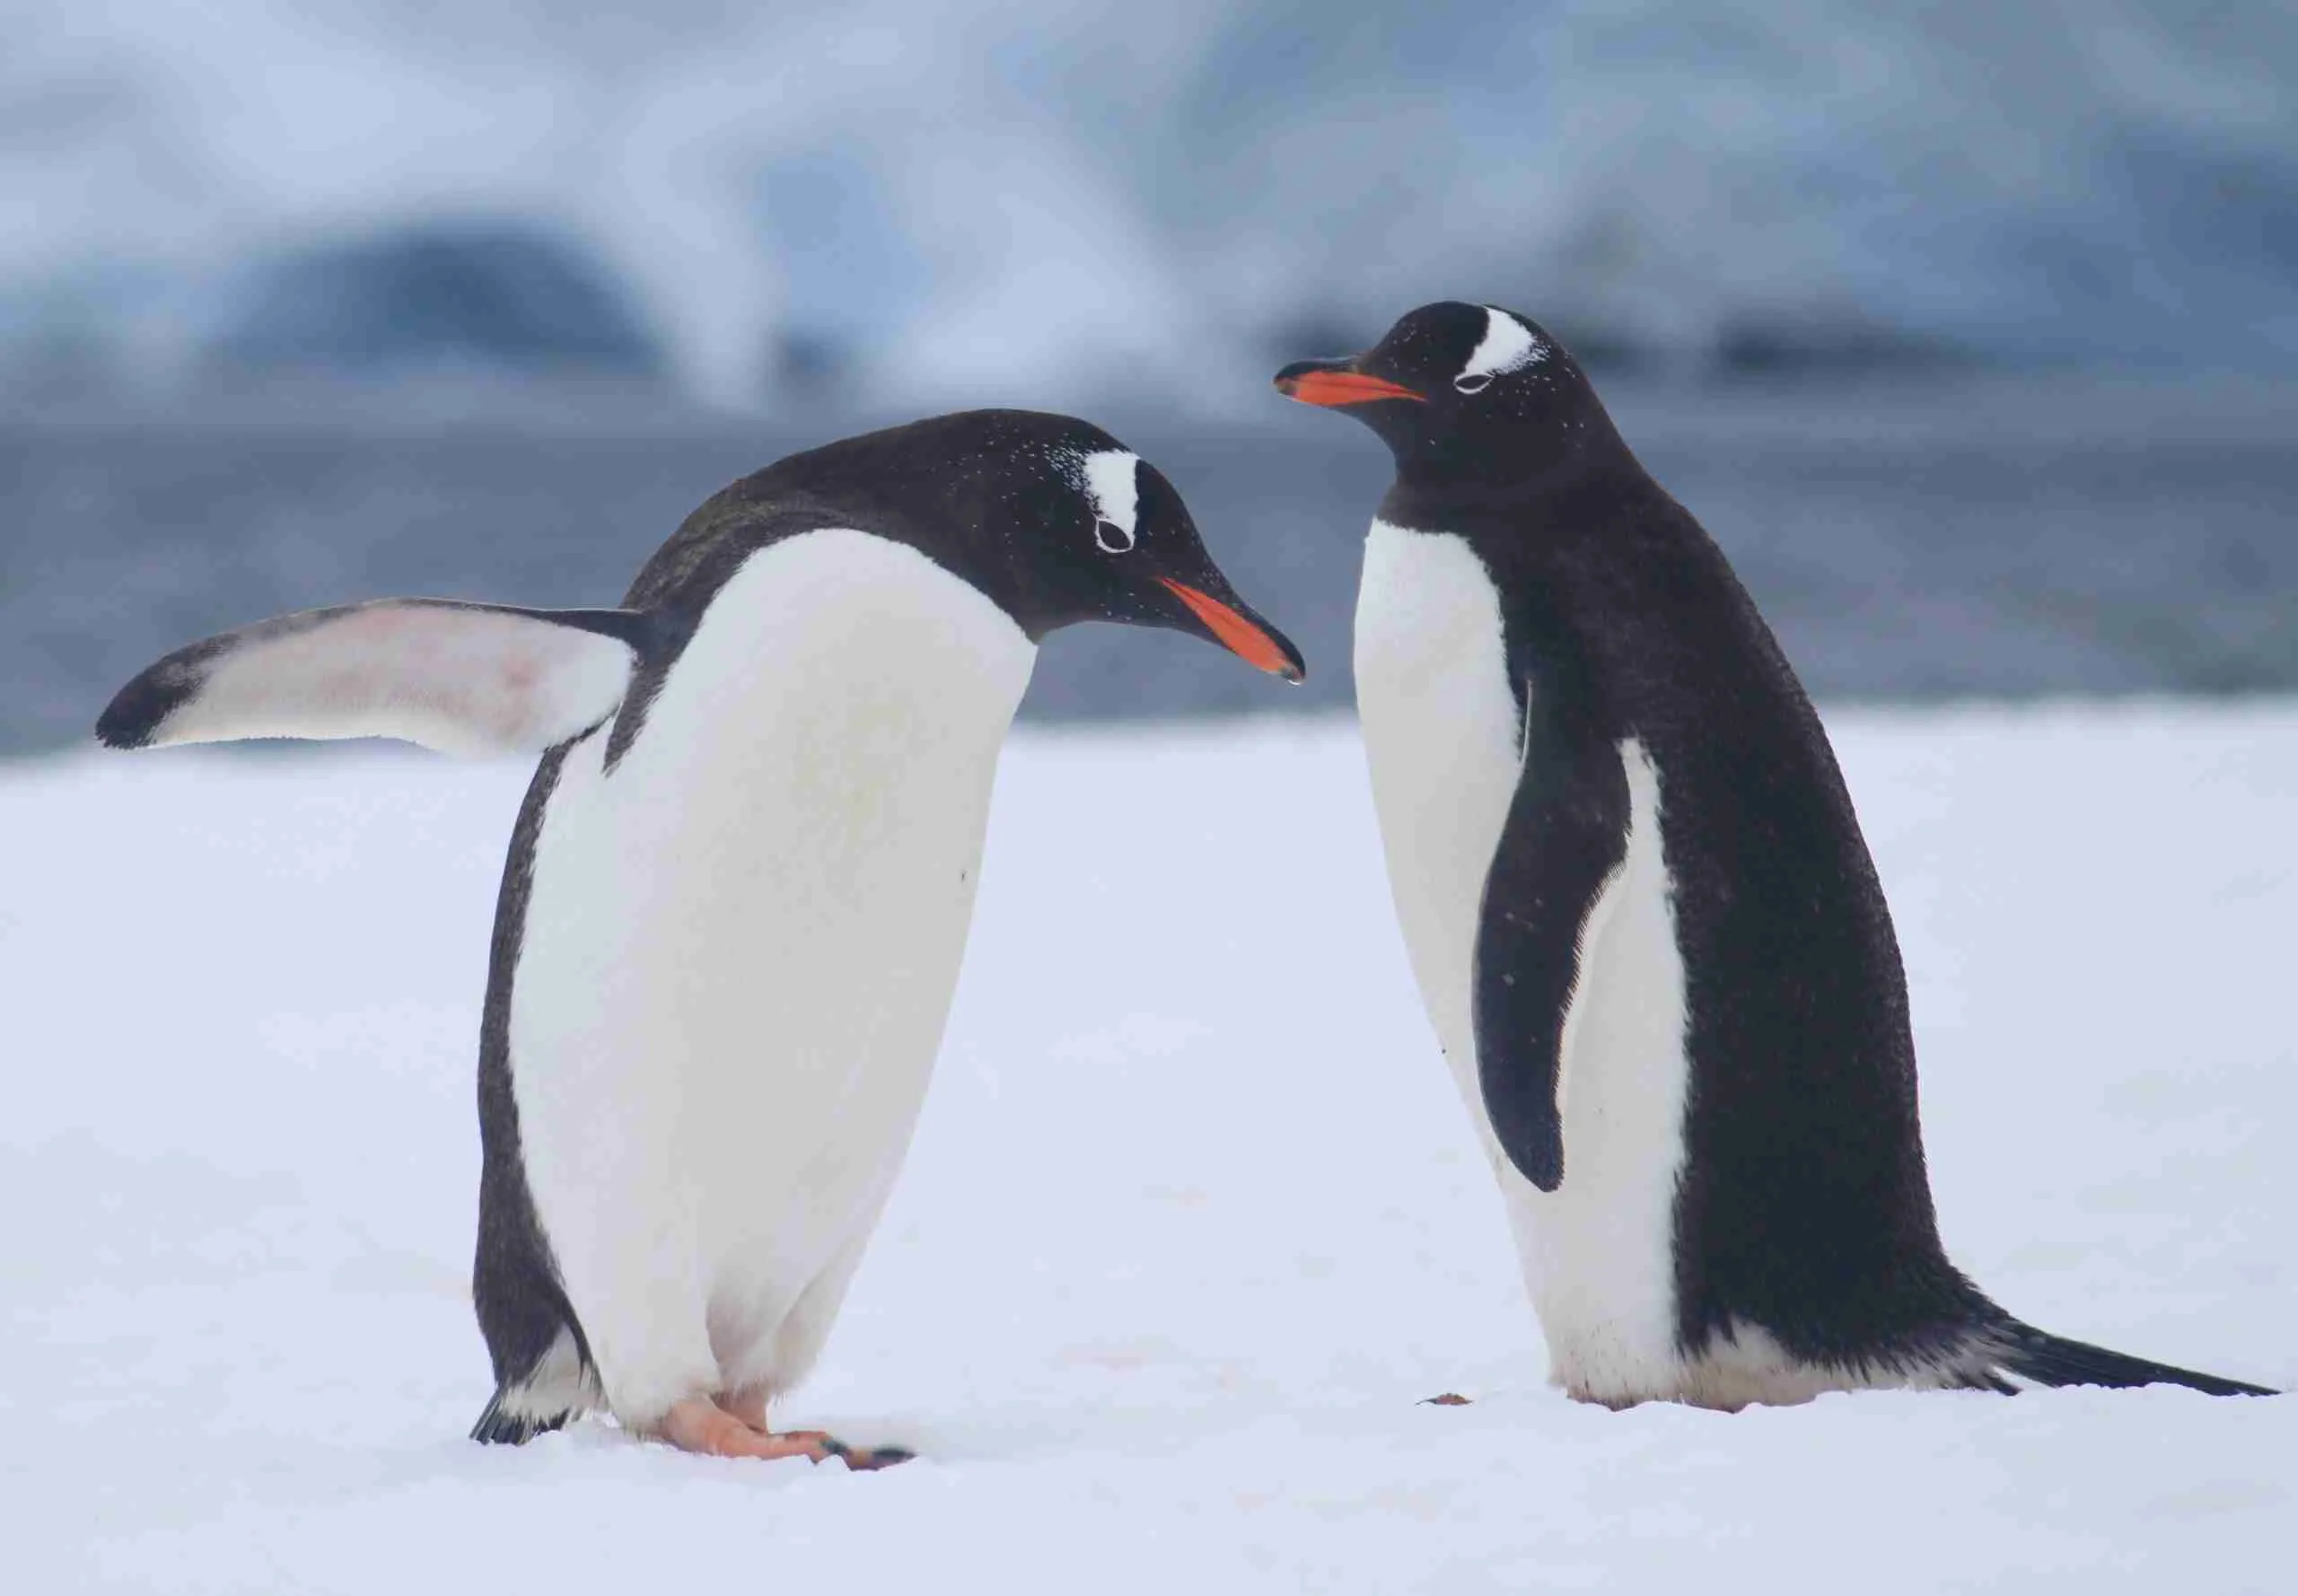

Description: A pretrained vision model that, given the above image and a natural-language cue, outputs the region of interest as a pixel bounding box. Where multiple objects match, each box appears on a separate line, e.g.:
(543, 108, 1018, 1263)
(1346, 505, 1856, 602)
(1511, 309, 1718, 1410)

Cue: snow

(4, 704, 2290, 1592)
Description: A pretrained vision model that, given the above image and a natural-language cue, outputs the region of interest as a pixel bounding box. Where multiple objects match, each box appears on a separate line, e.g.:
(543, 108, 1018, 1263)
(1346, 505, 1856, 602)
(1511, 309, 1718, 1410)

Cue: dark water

(4, 374, 2295, 756)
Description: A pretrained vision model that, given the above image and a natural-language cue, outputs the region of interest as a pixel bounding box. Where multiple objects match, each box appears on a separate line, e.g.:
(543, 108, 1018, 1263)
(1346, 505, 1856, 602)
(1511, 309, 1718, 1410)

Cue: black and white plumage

(1278, 304, 2272, 1407)
(101, 409, 1304, 1461)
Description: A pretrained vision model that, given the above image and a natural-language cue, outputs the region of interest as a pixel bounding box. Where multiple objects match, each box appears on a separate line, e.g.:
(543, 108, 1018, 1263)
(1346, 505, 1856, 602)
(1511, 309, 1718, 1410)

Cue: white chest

(1353, 519, 1696, 1403)
(1353, 521, 1524, 1111)
(508, 529, 1034, 1414)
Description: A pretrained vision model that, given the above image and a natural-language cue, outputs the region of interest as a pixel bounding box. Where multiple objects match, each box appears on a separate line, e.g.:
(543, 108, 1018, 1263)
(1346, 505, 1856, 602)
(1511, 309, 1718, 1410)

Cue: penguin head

(1015, 420, 1304, 681)
(1274, 303, 1607, 481)
(796, 410, 1304, 682)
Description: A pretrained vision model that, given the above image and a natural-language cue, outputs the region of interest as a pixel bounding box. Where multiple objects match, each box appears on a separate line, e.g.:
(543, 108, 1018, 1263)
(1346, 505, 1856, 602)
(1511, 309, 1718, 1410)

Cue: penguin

(1276, 304, 2273, 1408)
(98, 408, 1306, 1463)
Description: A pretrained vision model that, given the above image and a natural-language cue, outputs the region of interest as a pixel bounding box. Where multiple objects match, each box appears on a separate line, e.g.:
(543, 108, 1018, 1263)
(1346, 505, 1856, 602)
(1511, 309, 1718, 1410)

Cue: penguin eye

(1064, 446, 1143, 555)
(1454, 371, 1494, 395)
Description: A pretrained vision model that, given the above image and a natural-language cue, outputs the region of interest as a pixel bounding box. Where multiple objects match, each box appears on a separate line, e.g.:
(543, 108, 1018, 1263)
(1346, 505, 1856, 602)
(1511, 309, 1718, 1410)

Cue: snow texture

(4, 706, 2290, 1592)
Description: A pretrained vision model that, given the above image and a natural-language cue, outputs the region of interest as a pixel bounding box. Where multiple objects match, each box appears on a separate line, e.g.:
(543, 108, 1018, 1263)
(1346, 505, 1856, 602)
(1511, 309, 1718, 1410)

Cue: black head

(764, 409, 1304, 680)
(1274, 303, 1618, 487)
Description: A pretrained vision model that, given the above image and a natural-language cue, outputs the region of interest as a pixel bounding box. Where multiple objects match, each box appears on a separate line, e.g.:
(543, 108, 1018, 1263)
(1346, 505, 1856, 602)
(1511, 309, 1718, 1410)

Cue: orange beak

(1273, 367, 1425, 407)
(1158, 578, 1305, 682)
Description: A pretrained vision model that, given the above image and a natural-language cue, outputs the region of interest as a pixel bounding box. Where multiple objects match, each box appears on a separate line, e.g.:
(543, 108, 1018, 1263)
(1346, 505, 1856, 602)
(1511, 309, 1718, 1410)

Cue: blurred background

(4, 0, 2294, 750)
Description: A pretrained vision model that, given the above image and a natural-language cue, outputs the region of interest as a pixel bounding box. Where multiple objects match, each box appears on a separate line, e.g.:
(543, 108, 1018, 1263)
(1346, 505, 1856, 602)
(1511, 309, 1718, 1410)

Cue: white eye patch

(1455, 306, 1548, 393)
(1062, 447, 1141, 553)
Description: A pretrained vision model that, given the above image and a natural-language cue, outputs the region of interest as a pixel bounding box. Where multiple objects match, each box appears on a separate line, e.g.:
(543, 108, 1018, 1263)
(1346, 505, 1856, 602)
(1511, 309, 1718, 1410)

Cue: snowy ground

(5, 706, 2290, 1592)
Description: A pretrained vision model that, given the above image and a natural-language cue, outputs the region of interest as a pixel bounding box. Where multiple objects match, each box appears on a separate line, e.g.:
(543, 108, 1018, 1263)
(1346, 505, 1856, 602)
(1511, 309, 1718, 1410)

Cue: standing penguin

(1276, 305, 2270, 1407)
(98, 409, 1305, 1463)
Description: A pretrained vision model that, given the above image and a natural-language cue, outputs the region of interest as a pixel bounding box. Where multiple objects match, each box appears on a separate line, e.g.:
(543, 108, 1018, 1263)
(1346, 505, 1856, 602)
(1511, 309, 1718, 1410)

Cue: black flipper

(1471, 680, 1630, 1193)
(1995, 1320, 2276, 1397)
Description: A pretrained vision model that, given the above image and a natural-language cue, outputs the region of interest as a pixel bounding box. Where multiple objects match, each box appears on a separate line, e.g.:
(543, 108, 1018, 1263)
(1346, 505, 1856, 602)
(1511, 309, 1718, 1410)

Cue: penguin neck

(1378, 457, 1608, 554)
(1384, 412, 1634, 517)
(652, 528, 1039, 780)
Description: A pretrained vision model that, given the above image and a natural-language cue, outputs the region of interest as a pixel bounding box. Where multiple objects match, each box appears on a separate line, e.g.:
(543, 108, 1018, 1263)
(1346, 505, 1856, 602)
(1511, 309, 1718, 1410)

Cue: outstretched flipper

(1471, 680, 1630, 1193)
(97, 599, 652, 757)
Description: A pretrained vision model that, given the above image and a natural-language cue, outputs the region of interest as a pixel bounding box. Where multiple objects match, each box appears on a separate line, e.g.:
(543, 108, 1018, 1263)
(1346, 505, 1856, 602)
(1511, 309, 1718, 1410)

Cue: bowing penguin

(101, 409, 1305, 1461)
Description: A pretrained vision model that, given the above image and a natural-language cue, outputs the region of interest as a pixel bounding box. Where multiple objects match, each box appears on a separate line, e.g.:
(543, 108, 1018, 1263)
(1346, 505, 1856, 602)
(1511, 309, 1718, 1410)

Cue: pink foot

(688, 1390, 913, 1471)
(652, 1398, 837, 1461)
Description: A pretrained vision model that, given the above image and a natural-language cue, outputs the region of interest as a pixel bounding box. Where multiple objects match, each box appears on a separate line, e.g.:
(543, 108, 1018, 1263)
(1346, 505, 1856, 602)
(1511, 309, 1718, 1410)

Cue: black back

(1286, 305, 1992, 1365)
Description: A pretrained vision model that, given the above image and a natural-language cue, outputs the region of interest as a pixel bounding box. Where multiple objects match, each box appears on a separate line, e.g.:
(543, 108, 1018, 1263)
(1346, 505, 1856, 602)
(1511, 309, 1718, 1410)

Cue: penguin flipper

(1993, 1321, 2276, 1398)
(1471, 705, 1630, 1193)
(97, 599, 652, 756)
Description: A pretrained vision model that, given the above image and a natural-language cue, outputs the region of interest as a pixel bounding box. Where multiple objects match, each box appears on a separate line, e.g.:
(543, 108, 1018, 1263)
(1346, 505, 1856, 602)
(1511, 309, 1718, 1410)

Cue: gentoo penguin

(1276, 304, 2272, 1407)
(98, 409, 1305, 1464)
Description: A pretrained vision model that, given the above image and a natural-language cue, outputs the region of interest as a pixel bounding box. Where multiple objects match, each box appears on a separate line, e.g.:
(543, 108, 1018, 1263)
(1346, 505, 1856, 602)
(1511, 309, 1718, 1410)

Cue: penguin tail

(469, 1386, 574, 1445)
(469, 1328, 604, 1444)
(1990, 1320, 2276, 1398)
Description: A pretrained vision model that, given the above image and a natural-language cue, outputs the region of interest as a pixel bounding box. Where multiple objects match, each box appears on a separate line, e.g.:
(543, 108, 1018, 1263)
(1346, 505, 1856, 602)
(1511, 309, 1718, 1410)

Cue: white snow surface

(4, 704, 2290, 1592)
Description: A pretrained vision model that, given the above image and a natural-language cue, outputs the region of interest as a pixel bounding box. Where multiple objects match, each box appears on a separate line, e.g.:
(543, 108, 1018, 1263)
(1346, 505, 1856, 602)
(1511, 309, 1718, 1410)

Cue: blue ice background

(5, 0, 2293, 399)
(2, 1, 2294, 749)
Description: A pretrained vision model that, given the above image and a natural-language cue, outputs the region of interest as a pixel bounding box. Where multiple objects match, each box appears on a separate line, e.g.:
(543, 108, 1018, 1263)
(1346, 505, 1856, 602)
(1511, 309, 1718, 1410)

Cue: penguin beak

(1274, 358, 1425, 407)
(1157, 577, 1306, 683)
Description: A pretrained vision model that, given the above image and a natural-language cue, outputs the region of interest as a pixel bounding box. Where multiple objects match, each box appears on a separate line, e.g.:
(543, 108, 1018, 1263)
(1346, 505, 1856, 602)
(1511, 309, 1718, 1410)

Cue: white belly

(1355, 520, 1694, 1404)
(510, 530, 1034, 1424)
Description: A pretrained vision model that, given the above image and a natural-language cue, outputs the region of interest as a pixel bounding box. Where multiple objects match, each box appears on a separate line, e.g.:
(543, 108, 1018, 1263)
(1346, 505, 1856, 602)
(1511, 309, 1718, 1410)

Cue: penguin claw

(823, 1439, 915, 1471)
(780, 1426, 913, 1466)
(672, 1396, 914, 1469)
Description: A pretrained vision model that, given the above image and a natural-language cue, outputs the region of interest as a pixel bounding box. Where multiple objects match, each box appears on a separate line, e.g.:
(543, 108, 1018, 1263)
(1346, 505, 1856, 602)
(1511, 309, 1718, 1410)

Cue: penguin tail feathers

(469, 1321, 604, 1444)
(469, 1385, 579, 1445)
(1991, 1320, 2276, 1398)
